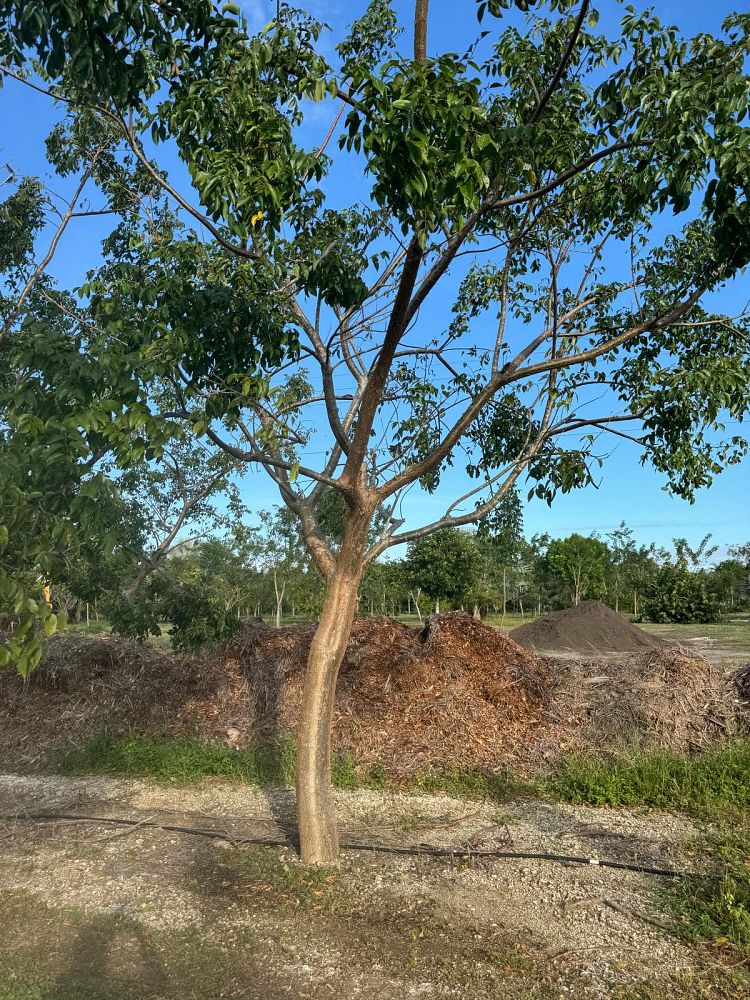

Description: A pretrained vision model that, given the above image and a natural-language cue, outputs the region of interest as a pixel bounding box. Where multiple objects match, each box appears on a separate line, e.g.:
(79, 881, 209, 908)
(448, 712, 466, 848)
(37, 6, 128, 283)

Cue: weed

(218, 846, 341, 911)
(60, 734, 298, 785)
(59, 734, 386, 791)
(61, 736, 750, 828)
(545, 742, 750, 823)
(613, 965, 750, 999)
(414, 768, 524, 801)
(665, 828, 750, 955)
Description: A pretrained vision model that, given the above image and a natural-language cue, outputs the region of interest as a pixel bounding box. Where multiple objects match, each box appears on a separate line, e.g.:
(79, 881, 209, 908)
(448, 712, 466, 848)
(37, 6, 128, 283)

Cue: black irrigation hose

(2, 811, 711, 879)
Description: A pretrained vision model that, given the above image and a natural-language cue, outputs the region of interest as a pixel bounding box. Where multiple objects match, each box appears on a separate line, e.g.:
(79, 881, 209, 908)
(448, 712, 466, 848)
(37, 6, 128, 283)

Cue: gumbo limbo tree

(1, 1, 750, 861)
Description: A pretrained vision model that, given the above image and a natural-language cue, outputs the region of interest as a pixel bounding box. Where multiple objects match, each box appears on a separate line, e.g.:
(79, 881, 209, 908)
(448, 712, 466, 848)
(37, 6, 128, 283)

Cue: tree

(360, 559, 408, 616)
(708, 558, 748, 611)
(545, 533, 609, 606)
(257, 508, 311, 629)
(405, 528, 483, 613)
(619, 542, 661, 618)
(3, 1, 750, 861)
(477, 491, 524, 620)
(673, 533, 719, 570)
(606, 522, 635, 613)
(643, 563, 718, 624)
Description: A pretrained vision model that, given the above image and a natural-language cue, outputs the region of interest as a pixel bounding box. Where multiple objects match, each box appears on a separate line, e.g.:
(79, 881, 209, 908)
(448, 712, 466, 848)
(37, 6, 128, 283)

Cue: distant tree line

(36, 461, 748, 647)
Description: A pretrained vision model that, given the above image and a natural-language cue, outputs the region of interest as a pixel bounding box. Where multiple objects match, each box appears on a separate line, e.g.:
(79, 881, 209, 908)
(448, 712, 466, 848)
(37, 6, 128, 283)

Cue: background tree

(476, 491, 524, 620)
(545, 533, 609, 606)
(643, 562, 718, 624)
(708, 557, 749, 612)
(606, 522, 636, 613)
(673, 533, 720, 571)
(619, 541, 661, 618)
(257, 508, 312, 629)
(2, 1, 750, 861)
(405, 528, 484, 613)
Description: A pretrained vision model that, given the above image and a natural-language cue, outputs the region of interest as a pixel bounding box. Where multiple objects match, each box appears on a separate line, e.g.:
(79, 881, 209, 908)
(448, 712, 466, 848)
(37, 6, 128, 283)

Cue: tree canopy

(2, 0, 750, 859)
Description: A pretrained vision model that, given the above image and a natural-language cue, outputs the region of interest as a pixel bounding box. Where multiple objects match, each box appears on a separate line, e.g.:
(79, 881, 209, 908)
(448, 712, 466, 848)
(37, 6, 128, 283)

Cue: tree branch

(1, 154, 99, 339)
(529, 1, 590, 124)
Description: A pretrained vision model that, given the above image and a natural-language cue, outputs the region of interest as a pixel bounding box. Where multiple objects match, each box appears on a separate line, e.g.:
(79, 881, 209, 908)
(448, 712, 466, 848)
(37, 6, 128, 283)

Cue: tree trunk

(435, 597, 440, 613)
(296, 517, 369, 864)
(411, 589, 422, 623)
(414, 0, 428, 61)
(273, 569, 286, 629)
(501, 566, 507, 624)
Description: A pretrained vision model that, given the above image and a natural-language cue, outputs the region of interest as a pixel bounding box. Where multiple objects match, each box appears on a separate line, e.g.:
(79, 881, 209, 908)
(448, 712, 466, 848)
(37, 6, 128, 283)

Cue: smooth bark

(296, 512, 370, 863)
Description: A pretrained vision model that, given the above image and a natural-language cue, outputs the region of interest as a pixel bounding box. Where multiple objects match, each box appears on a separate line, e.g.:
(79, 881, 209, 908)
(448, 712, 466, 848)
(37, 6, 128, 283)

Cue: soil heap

(510, 601, 671, 654)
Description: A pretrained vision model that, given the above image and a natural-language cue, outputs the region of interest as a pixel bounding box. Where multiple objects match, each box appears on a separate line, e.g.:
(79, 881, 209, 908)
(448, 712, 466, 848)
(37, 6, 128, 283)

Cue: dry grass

(551, 647, 740, 753)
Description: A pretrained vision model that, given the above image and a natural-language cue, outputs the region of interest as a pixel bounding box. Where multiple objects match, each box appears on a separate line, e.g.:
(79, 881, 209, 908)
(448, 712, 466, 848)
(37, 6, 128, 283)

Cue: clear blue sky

(1, 1, 748, 557)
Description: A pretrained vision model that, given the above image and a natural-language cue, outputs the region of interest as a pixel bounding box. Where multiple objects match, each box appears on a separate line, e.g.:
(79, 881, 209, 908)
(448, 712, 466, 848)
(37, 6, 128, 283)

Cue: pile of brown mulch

(550, 647, 739, 751)
(0, 633, 253, 768)
(734, 663, 750, 710)
(0, 614, 740, 775)
(510, 601, 671, 654)
(223, 612, 555, 776)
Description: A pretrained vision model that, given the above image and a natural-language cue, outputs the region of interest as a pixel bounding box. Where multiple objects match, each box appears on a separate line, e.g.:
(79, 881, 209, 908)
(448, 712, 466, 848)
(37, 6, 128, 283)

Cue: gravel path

(0, 772, 704, 999)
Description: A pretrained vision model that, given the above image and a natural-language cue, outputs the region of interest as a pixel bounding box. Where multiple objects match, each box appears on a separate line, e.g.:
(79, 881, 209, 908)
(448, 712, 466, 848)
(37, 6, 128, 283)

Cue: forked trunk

(296, 516, 369, 863)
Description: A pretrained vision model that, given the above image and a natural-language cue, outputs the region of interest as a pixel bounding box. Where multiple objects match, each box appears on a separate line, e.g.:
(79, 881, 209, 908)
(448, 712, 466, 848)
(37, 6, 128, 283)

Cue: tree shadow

(42, 915, 168, 999)
(257, 783, 300, 852)
(243, 636, 301, 852)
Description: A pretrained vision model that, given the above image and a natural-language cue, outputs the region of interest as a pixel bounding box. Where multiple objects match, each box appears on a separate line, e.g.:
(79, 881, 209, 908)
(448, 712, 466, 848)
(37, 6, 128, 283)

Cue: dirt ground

(0, 772, 731, 1000)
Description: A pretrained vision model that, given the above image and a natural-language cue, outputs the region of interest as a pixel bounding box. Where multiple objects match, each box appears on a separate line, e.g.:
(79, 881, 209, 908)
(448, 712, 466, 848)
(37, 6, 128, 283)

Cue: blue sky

(1, 1, 748, 557)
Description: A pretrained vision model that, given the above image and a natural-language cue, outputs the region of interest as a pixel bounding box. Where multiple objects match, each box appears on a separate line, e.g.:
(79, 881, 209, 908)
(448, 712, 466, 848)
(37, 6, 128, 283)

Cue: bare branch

(529, 1, 590, 124)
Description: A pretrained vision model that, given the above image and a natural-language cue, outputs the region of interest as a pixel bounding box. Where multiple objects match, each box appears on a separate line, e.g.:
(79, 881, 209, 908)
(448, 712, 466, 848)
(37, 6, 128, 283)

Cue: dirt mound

(224, 612, 554, 776)
(550, 647, 737, 750)
(510, 601, 670, 654)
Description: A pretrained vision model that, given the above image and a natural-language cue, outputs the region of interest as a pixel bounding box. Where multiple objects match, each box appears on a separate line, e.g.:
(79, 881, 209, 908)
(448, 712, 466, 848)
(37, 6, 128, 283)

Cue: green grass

(667, 828, 750, 955)
(59, 734, 530, 802)
(641, 616, 750, 653)
(613, 966, 750, 1000)
(545, 742, 750, 823)
(59, 734, 391, 791)
(413, 768, 526, 800)
(61, 735, 750, 827)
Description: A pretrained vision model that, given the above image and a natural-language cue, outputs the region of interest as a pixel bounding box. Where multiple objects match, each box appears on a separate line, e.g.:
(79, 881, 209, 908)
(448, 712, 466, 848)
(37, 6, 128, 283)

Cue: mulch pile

(222, 613, 555, 775)
(510, 601, 671, 654)
(0, 633, 252, 768)
(734, 663, 750, 709)
(0, 612, 743, 775)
